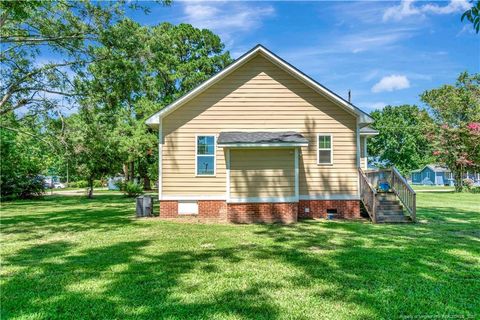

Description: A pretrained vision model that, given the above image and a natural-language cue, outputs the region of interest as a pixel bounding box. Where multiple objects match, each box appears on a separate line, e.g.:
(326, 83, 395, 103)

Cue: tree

(462, 0, 480, 33)
(0, 113, 50, 199)
(0, 0, 169, 116)
(64, 106, 122, 198)
(368, 105, 435, 175)
(421, 72, 480, 192)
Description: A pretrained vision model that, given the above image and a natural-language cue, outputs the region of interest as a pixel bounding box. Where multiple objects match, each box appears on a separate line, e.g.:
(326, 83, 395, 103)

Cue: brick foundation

(198, 200, 227, 220)
(298, 200, 361, 219)
(159, 200, 360, 222)
(159, 200, 178, 218)
(227, 202, 298, 224)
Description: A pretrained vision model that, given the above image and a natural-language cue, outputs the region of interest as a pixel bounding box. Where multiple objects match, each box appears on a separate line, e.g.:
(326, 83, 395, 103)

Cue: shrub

(471, 186, 480, 194)
(93, 180, 104, 188)
(121, 182, 144, 197)
(463, 178, 474, 190)
(70, 180, 105, 188)
(16, 175, 45, 199)
(115, 180, 125, 191)
(1, 175, 45, 200)
(75, 180, 88, 188)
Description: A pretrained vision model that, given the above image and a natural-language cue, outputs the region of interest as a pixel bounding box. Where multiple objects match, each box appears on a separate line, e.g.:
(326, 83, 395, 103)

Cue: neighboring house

(146, 44, 380, 223)
(107, 176, 124, 190)
(411, 164, 480, 186)
(411, 165, 452, 186)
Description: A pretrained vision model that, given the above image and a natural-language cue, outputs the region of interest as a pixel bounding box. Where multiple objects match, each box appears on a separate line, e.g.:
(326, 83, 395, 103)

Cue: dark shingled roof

(218, 131, 308, 145)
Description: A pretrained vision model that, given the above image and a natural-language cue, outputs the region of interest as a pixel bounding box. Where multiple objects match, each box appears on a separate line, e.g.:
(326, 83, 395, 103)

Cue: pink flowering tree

(421, 72, 480, 192)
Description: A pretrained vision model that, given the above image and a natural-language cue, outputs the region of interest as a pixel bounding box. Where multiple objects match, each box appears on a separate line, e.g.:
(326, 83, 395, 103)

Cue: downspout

(158, 118, 163, 201)
(356, 119, 361, 199)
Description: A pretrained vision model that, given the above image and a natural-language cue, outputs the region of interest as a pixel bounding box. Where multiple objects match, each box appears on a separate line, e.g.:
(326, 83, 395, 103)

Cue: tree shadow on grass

(251, 205, 480, 318)
(1, 195, 140, 237)
(2, 200, 479, 319)
(1, 239, 282, 319)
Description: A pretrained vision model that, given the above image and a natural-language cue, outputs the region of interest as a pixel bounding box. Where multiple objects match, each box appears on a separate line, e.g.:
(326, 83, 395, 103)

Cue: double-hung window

(317, 134, 333, 165)
(196, 135, 215, 176)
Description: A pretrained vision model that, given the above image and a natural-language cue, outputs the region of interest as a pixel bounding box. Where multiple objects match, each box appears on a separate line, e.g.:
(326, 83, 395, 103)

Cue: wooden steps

(359, 167, 416, 224)
(375, 192, 411, 223)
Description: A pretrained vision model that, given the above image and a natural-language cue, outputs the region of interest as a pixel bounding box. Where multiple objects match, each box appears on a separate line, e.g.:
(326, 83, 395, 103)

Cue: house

(107, 176, 125, 190)
(146, 44, 383, 223)
(411, 164, 480, 186)
(411, 164, 452, 186)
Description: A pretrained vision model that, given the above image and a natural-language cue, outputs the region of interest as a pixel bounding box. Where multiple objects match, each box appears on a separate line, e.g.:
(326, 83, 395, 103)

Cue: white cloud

(383, 0, 421, 22)
(340, 29, 415, 53)
(372, 75, 410, 93)
(363, 70, 381, 82)
(280, 28, 415, 61)
(383, 0, 470, 22)
(421, 0, 470, 14)
(181, 1, 275, 43)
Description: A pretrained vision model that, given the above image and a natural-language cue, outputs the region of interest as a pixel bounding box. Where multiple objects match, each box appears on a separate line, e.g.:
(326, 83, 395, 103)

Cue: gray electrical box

(136, 195, 153, 217)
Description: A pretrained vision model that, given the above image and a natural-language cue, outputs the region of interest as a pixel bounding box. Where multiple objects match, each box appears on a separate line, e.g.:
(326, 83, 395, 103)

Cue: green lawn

(1, 193, 479, 319)
(412, 185, 455, 192)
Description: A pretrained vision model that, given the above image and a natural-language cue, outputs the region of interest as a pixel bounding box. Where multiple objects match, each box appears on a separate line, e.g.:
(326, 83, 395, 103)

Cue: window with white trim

(317, 134, 333, 165)
(196, 135, 215, 175)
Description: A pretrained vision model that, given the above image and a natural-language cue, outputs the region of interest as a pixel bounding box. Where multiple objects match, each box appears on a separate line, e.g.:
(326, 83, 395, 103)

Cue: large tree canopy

(0, 0, 169, 116)
(368, 105, 435, 175)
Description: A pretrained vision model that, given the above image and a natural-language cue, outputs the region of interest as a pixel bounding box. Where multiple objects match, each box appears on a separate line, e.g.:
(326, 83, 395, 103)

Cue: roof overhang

(146, 44, 374, 128)
(360, 126, 379, 136)
(217, 131, 308, 148)
(218, 143, 308, 148)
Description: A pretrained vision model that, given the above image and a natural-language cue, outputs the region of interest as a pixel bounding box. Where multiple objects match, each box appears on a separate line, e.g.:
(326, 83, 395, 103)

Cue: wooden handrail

(358, 168, 377, 223)
(390, 166, 416, 222)
(392, 167, 416, 194)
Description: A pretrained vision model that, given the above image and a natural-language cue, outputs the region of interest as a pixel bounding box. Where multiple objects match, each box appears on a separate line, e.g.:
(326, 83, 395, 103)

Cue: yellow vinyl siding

(229, 149, 295, 199)
(162, 54, 358, 197)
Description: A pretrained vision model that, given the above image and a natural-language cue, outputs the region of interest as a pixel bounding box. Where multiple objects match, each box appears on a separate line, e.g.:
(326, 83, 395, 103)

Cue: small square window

(197, 136, 215, 155)
(197, 156, 214, 175)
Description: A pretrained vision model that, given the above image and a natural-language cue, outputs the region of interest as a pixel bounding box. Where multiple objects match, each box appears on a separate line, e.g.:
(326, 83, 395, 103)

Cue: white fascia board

(299, 195, 361, 200)
(145, 45, 374, 127)
(227, 196, 298, 203)
(160, 195, 226, 201)
(161, 194, 360, 201)
(360, 132, 379, 136)
(217, 143, 308, 148)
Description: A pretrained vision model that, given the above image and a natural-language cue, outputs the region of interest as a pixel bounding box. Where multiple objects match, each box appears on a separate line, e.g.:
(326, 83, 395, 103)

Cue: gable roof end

(146, 44, 374, 127)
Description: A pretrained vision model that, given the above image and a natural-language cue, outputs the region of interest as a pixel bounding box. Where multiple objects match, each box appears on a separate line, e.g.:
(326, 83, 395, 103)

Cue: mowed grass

(412, 185, 455, 192)
(1, 192, 479, 319)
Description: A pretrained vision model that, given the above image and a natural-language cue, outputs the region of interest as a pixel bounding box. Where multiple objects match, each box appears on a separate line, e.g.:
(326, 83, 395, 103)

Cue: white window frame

(317, 133, 333, 165)
(195, 134, 216, 176)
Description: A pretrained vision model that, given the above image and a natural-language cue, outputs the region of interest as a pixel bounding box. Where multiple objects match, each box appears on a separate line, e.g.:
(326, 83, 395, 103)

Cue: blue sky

(129, 0, 479, 113)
